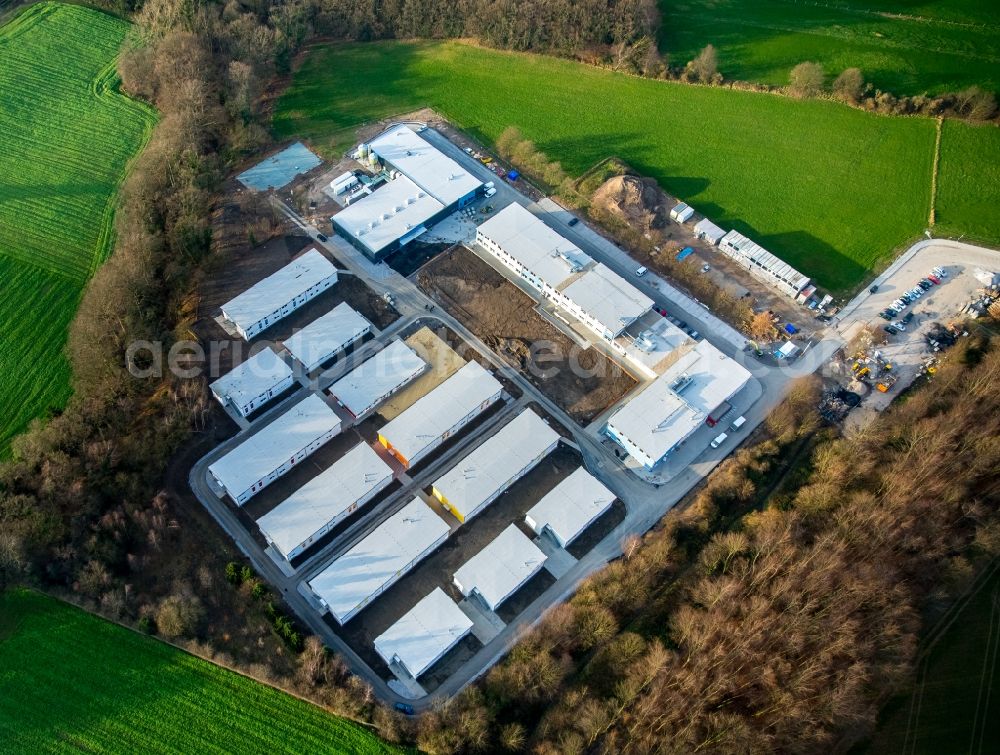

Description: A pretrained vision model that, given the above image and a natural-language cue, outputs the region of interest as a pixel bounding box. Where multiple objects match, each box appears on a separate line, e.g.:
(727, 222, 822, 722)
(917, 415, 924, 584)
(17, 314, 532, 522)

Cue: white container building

(308, 497, 450, 624)
(670, 202, 696, 223)
(377, 360, 503, 469)
(718, 230, 811, 298)
(208, 394, 342, 505)
(209, 348, 294, 417)
(453, 524, 548, 612)
(431, 409, 559, 524)
(328, 339, 427, 418)
(373, 588, 473, 679)
(560, 263, 653, 340)
(220, 249, 338, 340)
(283, 303, 371, 373)
(330, 171, 359, 195)
(256, 442, 394, 561)
(693, 218, 726, 246)
(524, 467, 616, 548)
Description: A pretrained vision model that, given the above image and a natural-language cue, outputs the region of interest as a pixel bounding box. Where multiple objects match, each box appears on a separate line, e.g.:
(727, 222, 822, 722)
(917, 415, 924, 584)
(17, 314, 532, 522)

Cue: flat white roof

(308, 497, 450, 623)
(373, 588, 473, 678)
(221, 249, 337, 331)
(208, 394, 341, 497)
(607, 340, 752, 465)
(616, 315, 692, 375)
(369, 126, 482, 206)
(283, 303, 371, 370)
(454, 524, 547, 611)
(257, 442, 393, 558)
(432, 409, 558, 521)
(720, 230, 810, 291)
(562, 263, 653, 333)
(694, 218, 726, 242)
(525, 467, 615, 546)
(329, 339, 427, 417)
(477, 203, 592, 290)
(333, 176, 444, 256)
(379, 360, 502, 464)
(210, 348, 292, 408)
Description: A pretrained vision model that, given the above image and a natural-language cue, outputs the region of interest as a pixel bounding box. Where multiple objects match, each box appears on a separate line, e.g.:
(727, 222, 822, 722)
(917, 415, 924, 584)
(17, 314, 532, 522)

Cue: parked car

(316, 233, 327, 242)
(655, 306, 668, 316)
(894, 321, 906, 331)
(918, 280, 932, 290)
(677, 320, 688, 330)
(902, 312, 915, 324)
(869, 284, 879, 293)
(927, 275, 941, 284)
(668, 316, 681, 326)
(879, 312, 893, 321)
(931, 266, 946, 277)
(701, 264, 711, 273)
(710, 432, 729, 449)
(730, 416, 747, 431)
(635, 266, 648, 277)
(688, 330, 701, 340)
(394, 703, 415, 716)
(884, 325, 899, 334)
(568, 217, 579, 226)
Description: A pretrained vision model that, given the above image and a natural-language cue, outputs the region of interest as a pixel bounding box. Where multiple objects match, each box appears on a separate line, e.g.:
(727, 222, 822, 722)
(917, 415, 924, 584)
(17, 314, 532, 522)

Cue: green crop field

(659, 0, 1000, 97)
(0, 589, 403, 753)
(275, 40, 937, 295)
(936, 120, 1000, 244)
(0, 2, 156, 455)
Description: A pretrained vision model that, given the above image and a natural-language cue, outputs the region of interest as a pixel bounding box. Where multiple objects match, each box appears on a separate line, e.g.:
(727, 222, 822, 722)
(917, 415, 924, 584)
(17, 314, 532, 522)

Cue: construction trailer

(282, 302, 372, 373)
(453, 524, 548, 612)
(256, 442, 394, 561)
(207, 394, 342, 505)
(373, 588, 473, 679)
(670, 202, 695, 223)
(718, 231, 810, 299)
(377, 360, 503, 469)
(524, 467, 616, 548)
(330, 171, 359, 195)
(431, 409, 559, 524)
(220, 249, 339, 340)
(328, 339, 427, 418)
(307, 497, 450, 624)
(209, 348, 294, 417)
(693, 218, 726, 246)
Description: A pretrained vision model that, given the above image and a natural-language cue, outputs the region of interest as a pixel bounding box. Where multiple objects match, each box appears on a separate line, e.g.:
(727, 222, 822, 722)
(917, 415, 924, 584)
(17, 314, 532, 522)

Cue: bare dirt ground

(417, 247, 637, 424)
(379, 326, 466, 420)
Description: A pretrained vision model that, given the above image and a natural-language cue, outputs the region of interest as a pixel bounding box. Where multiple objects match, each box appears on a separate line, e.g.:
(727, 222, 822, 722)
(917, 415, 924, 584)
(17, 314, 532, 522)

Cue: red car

(655, 307, 668, 317)
(927, 275, 941, 284)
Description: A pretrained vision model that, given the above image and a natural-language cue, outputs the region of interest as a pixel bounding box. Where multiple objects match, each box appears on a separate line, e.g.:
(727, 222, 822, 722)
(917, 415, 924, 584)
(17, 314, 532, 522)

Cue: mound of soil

(591, 174, 669, 235)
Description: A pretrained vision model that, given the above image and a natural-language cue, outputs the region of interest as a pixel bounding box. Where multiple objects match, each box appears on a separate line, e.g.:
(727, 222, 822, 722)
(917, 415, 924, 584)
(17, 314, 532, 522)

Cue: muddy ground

(417, 247, 636, 425)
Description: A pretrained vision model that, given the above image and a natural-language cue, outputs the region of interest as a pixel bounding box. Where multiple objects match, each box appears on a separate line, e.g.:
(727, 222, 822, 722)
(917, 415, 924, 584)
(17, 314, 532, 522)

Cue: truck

(705, 401, 733, 428)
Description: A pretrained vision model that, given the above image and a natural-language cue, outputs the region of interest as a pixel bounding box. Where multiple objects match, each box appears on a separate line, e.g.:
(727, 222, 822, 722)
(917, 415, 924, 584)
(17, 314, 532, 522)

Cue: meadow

(659, 0, 1000, 97)
(0, 589, 403, 753)
(274, 40, 937, 295)
(935, 120, 1000, 244)
(0, 2, 156, 454)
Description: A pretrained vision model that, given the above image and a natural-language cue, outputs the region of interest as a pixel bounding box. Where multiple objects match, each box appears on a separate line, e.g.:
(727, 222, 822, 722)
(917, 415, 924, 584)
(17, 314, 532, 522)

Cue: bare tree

(833, 67, 865, 103)
(789, 61, 825, 97)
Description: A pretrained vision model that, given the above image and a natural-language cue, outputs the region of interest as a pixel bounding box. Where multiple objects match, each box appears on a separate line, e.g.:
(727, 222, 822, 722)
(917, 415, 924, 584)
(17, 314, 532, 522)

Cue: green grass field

(936, 120, 1000, 243)
(275, 40, 937, 294)
(0, 589, 403, 753)
(659, 0, 1000, 97)
(0, 2, 156, 455)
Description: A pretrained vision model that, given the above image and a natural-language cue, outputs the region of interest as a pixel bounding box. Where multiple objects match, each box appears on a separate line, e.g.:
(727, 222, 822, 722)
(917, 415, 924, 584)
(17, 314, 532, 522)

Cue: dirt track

(418, 247, 636, 424)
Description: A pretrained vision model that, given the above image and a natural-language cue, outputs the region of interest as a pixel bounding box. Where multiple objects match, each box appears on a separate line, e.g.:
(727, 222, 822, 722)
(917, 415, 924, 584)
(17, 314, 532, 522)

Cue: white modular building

(670, 202, 696, 223)
(373, 588, 473, 679)
(283, 303, 371, 373)
(560, 263, 654, 339)
(524, 467, 616, 548)
(308, 497, 450, 624)
(605, 339, 752, 470)
(453, 524, 548, 612)
(718, 230, 811, 298)
(328, 339, 427, 418)
(694, 218, 726, 246)
(220, 249, 338, 339)
(431, 409, 559, 524)
(256, 442, 394, 561)
(330, 171, 359, 195)
(209, 348, 294, 417)
(377, 360, 503, 469)
(369, 126, 482, 207)
(208, 394, 342, 505)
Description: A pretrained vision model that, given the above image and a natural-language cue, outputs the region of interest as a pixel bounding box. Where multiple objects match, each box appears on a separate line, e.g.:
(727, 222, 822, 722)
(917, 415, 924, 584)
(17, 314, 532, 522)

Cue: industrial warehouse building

(283, 303, 371, 373)
(308, 497, 450, 624)
(453, 525, 548, 612)
(373, 588, 473, 679)
(208, 394, 342, 505)
(220, 249, 338, 339)
(209, 348, 294, 417)
(332, 126, 483, 260)
(377, 360, 503, 469)
(718, 230, 811, 298)
(256, 442, 394, 561)
(431, 409, 559, 524)
(605, 340, 752, 469)
(477, 204, 652, 340)
(524, 467, 616, 548)
(694, 218, 726, 246)
(328, 339, 427, 418)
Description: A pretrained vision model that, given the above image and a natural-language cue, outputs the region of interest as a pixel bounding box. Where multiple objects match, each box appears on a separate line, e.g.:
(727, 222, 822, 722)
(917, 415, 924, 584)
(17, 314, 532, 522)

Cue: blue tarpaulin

(237, 142, 323, 191)
(676, 246, 694, 261)
(784, 323, 798, 335)
(507, 170, 520, 181)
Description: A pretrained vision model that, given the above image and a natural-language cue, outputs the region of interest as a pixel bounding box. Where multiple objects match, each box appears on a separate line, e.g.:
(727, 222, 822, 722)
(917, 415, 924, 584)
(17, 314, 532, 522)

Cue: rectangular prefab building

(373, 588, 473, 679)
(328, 339, 427, 418)
(283, 303, 371, 372)
(670, 202, 695, 223)
(524, 467, 616, 548)
(431, 409, 559, 524)
(208, 394, 341, 505)
(256, 442, 394, 561)
(308, 497, 450, 624)
(694, 218, 726, 246)
(453, 525, 547, 612)
(718, 230, 810, 298)
(221, 249, 338, 339)
(209, 348, 294, 417)
(377, 360, 503, 469)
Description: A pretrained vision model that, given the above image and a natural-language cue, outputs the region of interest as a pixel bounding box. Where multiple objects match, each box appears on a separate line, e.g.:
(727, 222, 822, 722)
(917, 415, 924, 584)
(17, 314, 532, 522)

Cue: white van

(710, 432, 728, 449)
(729, 416, 747, 431)
(635, 266, 648, 277)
